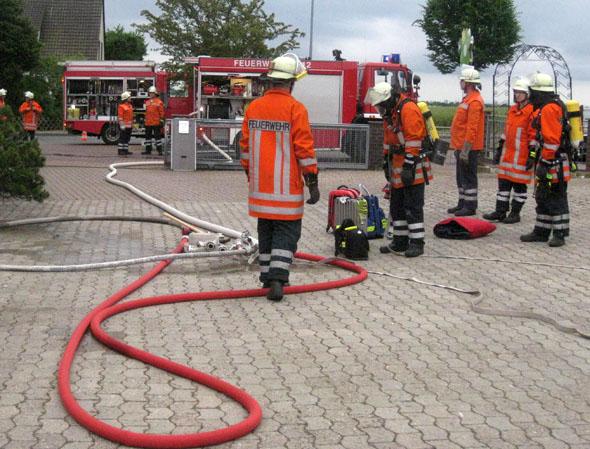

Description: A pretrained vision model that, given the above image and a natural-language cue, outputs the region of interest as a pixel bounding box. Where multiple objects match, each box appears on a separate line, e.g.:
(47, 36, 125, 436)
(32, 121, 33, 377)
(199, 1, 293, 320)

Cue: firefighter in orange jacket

(483, 78, 535, 224)
(142, 86, 165, 155)
(447, 66, 485, 216)
(19, 91, 43, 140)
(520, 73, 571, 247)
(365, 82, 432, 258)
(0, 89, 7, 121)
(239, 53, 319, 301)
(117, 91, 134, 156)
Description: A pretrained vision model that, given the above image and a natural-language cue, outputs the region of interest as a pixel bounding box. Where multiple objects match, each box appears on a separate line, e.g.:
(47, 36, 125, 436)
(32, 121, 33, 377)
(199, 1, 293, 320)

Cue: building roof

(22, 0, 104, 60)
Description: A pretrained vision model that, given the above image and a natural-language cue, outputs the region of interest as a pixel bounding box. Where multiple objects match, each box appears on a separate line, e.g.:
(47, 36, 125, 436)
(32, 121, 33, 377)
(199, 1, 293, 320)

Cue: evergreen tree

(415, 0, 521, 73)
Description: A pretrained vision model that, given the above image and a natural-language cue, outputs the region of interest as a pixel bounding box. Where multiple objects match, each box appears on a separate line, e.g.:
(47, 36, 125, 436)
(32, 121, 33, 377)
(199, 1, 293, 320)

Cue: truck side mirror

(413, 74, 421, 86)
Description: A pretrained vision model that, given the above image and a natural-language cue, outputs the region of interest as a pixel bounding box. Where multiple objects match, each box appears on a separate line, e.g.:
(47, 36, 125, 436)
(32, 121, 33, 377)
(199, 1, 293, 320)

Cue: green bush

(0, 107, 49, 202)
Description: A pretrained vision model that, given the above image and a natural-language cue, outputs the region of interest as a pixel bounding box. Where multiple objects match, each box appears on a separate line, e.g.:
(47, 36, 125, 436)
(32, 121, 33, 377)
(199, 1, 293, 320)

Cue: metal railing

(164, 119, 370, 170)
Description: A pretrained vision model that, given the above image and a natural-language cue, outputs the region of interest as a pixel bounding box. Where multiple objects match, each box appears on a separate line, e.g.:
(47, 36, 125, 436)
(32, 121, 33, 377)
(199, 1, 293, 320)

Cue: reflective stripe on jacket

(382, 95, 431, 189)
(450, 90, 485, 150)
(117, 103, 134, 128)
(19, 101, 43, 131)
(144, 98, 164, 126)
(498, 103, 535, 184)
(533, 103, 570, 184)
(239, 89, 317, 220)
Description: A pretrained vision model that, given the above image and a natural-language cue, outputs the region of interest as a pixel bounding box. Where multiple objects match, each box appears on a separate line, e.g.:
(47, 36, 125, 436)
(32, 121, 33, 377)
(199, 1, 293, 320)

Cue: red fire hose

(59, 241, 367, 448)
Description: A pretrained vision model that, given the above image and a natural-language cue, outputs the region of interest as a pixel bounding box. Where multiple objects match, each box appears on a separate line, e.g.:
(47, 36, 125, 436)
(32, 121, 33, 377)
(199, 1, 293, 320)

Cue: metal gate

(163, 119, 369, 170)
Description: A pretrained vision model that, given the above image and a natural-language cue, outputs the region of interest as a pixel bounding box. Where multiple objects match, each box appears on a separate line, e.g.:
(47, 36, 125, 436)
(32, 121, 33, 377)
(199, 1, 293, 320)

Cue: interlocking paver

(1, 135, 589, 448)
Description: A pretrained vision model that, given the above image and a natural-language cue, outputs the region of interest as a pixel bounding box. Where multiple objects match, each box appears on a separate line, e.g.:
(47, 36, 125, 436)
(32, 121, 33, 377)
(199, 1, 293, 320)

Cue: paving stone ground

(1, 135, 590, 449)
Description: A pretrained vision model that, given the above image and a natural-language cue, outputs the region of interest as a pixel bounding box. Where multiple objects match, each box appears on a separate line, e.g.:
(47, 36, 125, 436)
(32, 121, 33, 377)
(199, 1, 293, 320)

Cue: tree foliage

(0, 108, 49, 202)
(0, 0, 41, 108)
(134, 0, 304, 73)
(415, 0, 521, 73)
(105, 25, 148, 61)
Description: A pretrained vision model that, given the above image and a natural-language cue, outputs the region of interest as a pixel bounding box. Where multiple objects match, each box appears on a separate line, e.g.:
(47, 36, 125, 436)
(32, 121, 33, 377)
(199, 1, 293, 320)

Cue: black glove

(303, 171, 320, 204)
(535, 161, 552, 200)
(401, 153, 416, 186)
(493, 140, 504, 165)
(525, 146, 537, 171)
(382, 155, 390, 182)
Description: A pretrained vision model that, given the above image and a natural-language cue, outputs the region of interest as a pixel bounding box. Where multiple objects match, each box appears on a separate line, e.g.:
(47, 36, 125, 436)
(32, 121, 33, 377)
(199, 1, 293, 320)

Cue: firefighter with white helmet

(18, 91, 43, 140)
(117, 91, 134, 155)
(365, 80, 432, 257)
(483, 77, 535, 224)
(520, 72, 571, 247)
(142, 85, 165, 155)
(447, 65, 485, 216)
(239, 53, 318, 301)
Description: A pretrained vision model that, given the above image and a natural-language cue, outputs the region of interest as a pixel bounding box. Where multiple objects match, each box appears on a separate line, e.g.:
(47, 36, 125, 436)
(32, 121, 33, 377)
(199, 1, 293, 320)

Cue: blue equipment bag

(359, 185, 387, 239)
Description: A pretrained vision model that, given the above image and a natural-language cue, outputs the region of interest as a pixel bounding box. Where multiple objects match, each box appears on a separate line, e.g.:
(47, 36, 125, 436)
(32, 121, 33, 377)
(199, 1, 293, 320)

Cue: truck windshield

(375, 69, 409, 93)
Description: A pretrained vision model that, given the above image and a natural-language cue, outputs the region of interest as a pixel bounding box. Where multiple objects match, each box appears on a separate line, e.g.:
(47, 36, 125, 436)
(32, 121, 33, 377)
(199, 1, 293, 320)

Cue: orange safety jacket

(0, 99, 6, 120)
(498, 103, 535, 184)
(144, 97, 164, 126)
(19, 101, 43, 131)
(532, 102, 570, 184)
(117, 102, 134, 128)
(450, 90, 485, 150)
(239, 89, 318, 220)
(382, 95, 432, 189)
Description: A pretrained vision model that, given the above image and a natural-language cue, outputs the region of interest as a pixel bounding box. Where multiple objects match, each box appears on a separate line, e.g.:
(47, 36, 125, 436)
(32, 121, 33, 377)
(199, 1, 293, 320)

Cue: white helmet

(512, 77, 530, 95)
(0, 89, 6, 96)
(267, 53, 307, 81)
(24, 91, 34, 99)
(148, 86, 158, 94)
(120, 91, 132, 101)
(529, 72, 554, 92)
(459, 65, 481, 84)
(364, 82, 393, 106)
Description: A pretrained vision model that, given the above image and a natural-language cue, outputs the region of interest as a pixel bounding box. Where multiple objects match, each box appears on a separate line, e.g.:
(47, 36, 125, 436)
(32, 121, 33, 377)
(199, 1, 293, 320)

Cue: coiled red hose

(59, 243, 367, 448)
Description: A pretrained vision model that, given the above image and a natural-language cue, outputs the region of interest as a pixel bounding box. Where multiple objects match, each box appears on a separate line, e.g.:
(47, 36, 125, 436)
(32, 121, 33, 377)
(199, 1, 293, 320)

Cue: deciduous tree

(415, 0, 520, 73)
(105, 25, 148, 61)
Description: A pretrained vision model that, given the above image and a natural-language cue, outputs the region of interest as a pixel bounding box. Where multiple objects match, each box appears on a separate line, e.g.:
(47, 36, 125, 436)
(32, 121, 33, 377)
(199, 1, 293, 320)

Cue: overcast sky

(105, 0, 590, 105)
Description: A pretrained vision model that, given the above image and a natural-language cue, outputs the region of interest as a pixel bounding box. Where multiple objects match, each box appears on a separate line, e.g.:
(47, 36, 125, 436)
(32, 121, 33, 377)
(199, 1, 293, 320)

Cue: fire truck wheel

(101, 124, 121, 145)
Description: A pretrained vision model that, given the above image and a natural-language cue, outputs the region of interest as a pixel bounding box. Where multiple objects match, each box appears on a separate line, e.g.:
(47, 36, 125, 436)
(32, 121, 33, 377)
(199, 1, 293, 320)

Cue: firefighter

(483, 78, 535, 224)
(117, 91, 134, 156)
(18, 91, 43, 140)
(142, 86, 165, 155)
(447, 66, 485, 216)
(365, 82, 432, 258)
(239, 53, 319, 302)
(0, 89, 6, 121)
(520, 73, 571, 247)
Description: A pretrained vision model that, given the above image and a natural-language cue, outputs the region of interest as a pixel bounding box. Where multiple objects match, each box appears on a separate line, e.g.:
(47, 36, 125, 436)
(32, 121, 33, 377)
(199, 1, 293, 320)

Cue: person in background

(0, 89, 7, 121)
(239, 53, 319, 302)
(447, 65, 485, 216)
(117, 91, 134, 156)
(520, 73, 571, 247)
(142, 86, 165, 155)
(483, 78, 535, 224)
(19, 91, 43, 140)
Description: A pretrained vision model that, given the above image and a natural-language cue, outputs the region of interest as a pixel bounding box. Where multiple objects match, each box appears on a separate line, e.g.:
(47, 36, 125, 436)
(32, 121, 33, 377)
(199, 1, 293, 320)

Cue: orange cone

(81, 130, 88, 141)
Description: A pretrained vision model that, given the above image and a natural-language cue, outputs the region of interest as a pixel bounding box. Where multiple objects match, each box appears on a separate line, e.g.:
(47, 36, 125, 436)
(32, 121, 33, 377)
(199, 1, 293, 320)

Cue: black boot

(454, 207, 476, 217)
(520, 231, 549, 242)
(404, 242, 424, 258)
(447, 205, 462, 214)
(266, 281, 284, 301)
(501, 211, 520, 224)
(380, 241, 409, 254)
(549, 231, 565, 247)
(483, 210, 507, 221)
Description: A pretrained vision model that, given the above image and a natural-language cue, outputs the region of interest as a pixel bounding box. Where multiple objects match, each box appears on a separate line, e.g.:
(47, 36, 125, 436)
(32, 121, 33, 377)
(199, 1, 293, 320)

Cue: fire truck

(62, 60, 193, 144)
(184, 53, 419, 124)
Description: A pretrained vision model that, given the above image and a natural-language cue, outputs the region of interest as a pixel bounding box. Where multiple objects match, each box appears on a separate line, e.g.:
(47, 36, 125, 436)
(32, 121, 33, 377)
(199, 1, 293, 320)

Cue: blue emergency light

(382, 53, 401, 64)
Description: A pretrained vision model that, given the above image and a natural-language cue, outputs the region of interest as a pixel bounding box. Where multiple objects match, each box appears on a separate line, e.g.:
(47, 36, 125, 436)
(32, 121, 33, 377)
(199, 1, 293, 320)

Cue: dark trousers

(390, 183, 425, 247)
(24, 130, 36, 141)
(495, 178, 528, 214)
(144, 126, 162, 153)
(533, 182, 569, 237)
(454, 149, 480, 210)
(118, 128, 132, 154)
(257, 218, 302, 284)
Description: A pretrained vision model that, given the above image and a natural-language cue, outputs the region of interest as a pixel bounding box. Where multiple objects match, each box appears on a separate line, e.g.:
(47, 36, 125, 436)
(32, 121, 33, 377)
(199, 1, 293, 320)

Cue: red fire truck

(62, 60, 193, 144)
(184, 54, 419, 124)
